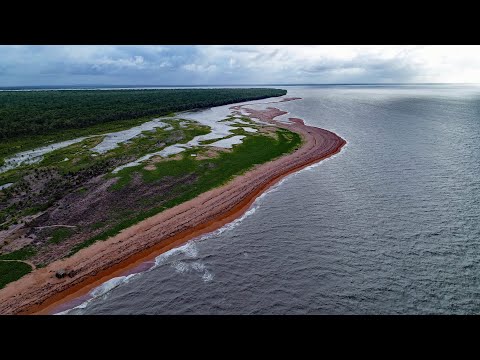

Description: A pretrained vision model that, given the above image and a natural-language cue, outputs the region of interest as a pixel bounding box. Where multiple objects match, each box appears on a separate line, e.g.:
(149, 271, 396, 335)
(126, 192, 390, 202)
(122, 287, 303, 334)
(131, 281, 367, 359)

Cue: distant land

(0, 83, 471, 91)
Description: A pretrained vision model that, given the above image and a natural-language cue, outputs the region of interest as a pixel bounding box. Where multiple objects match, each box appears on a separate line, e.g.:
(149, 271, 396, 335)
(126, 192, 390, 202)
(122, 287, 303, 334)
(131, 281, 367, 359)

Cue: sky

(1, 45, 480, 86)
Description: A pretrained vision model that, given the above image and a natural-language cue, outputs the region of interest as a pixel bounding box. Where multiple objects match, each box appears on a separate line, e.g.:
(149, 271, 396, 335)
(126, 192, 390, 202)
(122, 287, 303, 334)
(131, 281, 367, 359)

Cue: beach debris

(55, 269, 66, 278)
(55, 268, 76, 278)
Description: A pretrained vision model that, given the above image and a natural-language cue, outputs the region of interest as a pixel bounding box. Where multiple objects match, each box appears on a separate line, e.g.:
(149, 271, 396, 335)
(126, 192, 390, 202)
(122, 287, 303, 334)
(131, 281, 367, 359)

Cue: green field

(0, 246, 36, 260)
(0, 261, 32, 289)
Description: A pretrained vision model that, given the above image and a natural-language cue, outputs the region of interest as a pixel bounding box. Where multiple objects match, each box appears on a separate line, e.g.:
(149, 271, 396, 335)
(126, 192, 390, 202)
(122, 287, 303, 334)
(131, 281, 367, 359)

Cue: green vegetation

(0, 119, 210, 229)
(0, 88, 286, 161)
(69, 129, 301, 255)
(0, 246, 36, 260)
(48, 227, 75, 244)
(0, 116, 155, 165)
(0, 261, 32, 289)
(220, 116, 257, 124)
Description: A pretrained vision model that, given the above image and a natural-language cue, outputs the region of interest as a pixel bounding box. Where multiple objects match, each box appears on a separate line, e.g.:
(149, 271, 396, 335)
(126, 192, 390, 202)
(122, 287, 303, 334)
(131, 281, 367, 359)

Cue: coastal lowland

(0, 88, 345, 314)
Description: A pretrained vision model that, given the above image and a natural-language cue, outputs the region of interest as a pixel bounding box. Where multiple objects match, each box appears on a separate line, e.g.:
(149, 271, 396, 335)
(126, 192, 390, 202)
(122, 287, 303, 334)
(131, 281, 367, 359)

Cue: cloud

(0, 45, 480, 86)
(182, 63, 217, 72)
(299, 52, 418, 82)
(95, 55, 145, 67)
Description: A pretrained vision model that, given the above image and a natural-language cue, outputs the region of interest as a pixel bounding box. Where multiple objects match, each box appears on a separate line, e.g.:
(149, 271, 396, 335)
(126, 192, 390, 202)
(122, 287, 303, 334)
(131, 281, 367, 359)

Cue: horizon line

(0, 82, 478, 90)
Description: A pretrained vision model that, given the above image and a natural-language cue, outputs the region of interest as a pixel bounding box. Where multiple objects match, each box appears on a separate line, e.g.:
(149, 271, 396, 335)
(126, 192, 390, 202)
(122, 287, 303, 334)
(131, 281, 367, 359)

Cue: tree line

(0, 88, 287, 140)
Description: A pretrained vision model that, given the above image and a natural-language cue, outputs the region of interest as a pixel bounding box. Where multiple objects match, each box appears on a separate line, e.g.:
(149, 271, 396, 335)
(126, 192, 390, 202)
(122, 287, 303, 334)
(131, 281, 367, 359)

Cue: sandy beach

(0, 103, 346, 315)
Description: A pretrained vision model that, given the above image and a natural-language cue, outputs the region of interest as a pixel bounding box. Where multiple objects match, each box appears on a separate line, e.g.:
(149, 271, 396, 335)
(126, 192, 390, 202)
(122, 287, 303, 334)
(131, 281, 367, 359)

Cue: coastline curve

(0, 106, 346, 315)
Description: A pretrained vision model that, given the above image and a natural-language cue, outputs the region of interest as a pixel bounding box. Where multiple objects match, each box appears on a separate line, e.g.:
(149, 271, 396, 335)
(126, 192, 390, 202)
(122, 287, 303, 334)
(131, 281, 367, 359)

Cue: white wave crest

(166, 258, 213, 282)
(191, 261, 206, 272)
(90, 274, 136, 298)
(154, 241, 199, 267)
(54, 273, 138, 315)
(202, 271, 214, 282)
(172, 261, 189, 273)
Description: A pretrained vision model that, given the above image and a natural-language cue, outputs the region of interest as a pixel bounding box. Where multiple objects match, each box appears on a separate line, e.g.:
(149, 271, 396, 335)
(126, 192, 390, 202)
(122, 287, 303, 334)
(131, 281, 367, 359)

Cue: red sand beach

(0, 103, 346, 315)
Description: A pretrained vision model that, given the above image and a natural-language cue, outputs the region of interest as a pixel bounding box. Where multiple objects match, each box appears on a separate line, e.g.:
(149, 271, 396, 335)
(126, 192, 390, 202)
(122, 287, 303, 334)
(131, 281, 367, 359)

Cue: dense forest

(0, 88, 287, 140)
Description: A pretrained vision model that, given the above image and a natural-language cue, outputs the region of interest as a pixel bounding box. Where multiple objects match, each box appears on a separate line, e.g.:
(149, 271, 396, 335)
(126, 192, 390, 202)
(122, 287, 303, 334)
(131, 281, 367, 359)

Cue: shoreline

(0, 105, 346, 315)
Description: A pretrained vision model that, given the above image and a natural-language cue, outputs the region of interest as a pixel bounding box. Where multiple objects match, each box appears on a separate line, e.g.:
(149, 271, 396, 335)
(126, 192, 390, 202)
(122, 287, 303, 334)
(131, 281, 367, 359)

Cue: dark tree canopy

(0, 88, 287, 140)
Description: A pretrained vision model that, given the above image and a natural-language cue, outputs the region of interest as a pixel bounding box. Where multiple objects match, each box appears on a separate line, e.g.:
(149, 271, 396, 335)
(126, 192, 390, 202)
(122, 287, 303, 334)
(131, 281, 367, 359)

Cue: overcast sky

(1, 45, 479, 86)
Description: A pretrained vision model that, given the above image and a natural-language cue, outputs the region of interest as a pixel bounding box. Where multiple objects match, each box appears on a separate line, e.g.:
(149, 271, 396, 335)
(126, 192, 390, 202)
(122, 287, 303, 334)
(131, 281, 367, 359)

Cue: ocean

(60, 85, 480, 314)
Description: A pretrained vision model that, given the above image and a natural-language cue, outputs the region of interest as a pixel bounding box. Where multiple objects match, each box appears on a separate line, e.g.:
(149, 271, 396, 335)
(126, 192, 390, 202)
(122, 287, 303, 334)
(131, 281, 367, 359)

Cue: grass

(20, 203, 52, 217)
(199, 134, 237, 145)
(0, 116, 156, 164)
(107, 122, 210, 191)
(69, 128, 302, 256)
(48, 227, 75, 244)
(0, 261, 32, 289)
(91, 221, 106, 230)
(0, 245, 36, 260)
